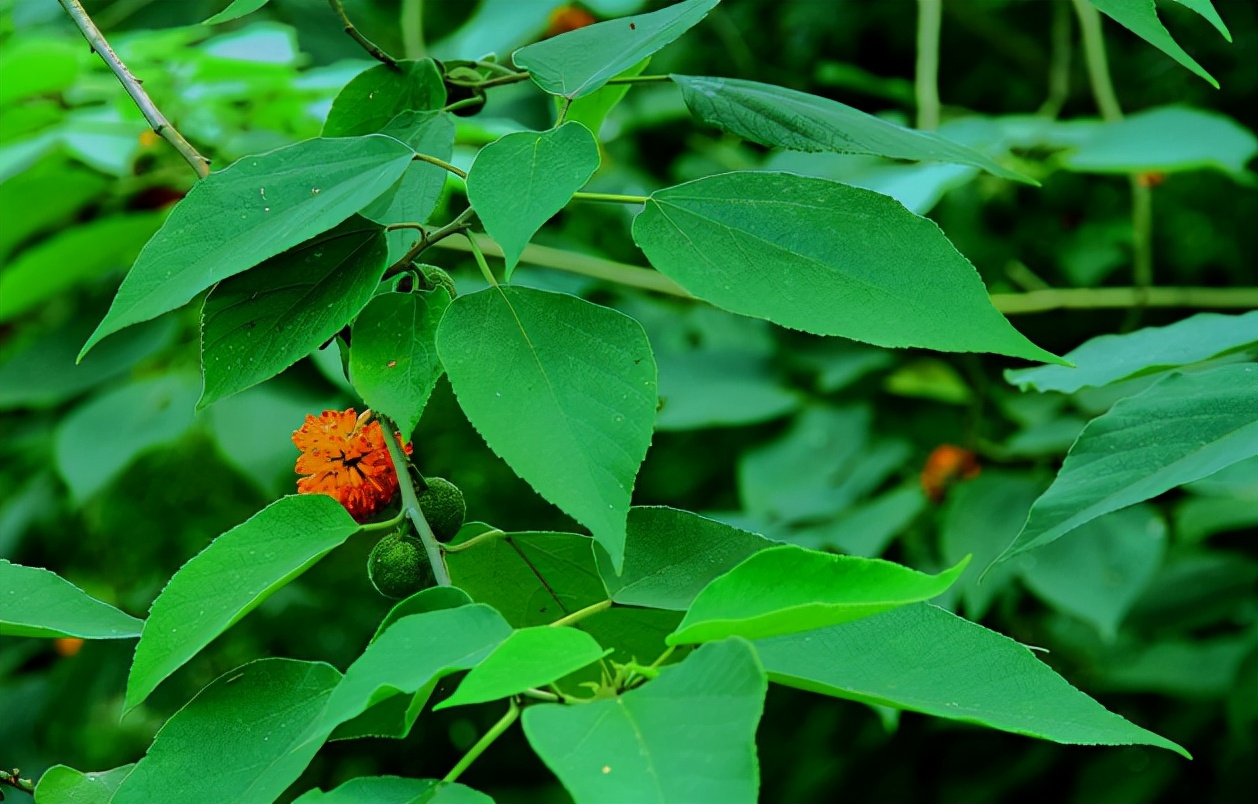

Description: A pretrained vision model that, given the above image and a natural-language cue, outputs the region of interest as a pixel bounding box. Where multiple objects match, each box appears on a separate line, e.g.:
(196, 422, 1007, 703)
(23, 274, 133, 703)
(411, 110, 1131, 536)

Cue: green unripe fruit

(368, 531, 435, 599)
(418, 477, 466, 541)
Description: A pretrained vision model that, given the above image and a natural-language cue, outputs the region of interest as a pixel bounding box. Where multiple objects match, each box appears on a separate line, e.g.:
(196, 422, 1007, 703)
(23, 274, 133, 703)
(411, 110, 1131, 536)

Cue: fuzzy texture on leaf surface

(292, 408, 411, 521)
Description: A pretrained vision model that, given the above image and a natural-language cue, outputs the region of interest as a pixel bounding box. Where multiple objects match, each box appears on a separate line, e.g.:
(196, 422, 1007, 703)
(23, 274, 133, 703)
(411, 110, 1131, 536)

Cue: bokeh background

(1, 0, 1255, 801)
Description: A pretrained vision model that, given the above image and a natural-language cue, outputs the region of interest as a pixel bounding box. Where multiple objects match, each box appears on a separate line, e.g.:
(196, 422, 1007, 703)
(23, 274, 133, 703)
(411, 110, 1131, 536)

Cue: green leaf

(995, 364, 1258, 562)
(437, 287, 657, 570)
(446, 531, 606, 628)
(1089, 0, 1217, 87)
(0, 560, 142, 639)
(203, 0, 271, 25)
(940, 471, 1046, 620)
(466, 123, 601, 277)
(1062, 107, 1256, 179)
(595, 506, 775, 610)
(513, 0, 720, 99)
(125, 495, 359, 711)
(112, 659, 342, 804)
(79, 135, 414, 359)
(350, 289, 451, 438)
(669, 545, 967, 645)
(32, 764, 134, 804)
(0, 212, 165, 323)
(755, 603, 1188, 756)
(323, 60, 447, 137)
(53, 374, 199, 503)
(791, 483, 926, 557)
(522, 639, 766, 804)
(316, 605, 512, 734)
(632, 172, 1064, 364)
(1019, 506, 1167, 640)
(0, 315, 176, 411)
(1171, 0, 1230, 41)
(672, 76, 1031, 183)
(361, 111, 457, 227)
(293, 777, 493, 804)
(369, 586, 475, 645)
(436, 626, 608, 709)
(1007, 311, 1258, 393)
(200, 217, 388, 407)
(563, 58, 651, 135)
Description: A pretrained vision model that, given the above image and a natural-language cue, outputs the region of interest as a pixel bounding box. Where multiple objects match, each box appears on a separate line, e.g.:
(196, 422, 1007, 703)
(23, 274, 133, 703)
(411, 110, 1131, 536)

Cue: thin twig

(443, 702, 520, 784)
(328, 0, 398, 68)
(384, 206, 476, 277)
(58, 0, 210, 179)
(989, 286, 1257, 314)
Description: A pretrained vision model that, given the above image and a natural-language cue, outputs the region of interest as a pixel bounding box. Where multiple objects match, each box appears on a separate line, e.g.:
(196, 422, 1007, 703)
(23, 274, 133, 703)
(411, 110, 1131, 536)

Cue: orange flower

(292, 408, 412, 521)
(920, 444, 981, 503)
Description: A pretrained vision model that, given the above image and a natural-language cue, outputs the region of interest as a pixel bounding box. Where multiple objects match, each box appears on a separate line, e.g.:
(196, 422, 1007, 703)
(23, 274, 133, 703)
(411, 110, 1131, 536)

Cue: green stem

(433, 235, 689, 297)
(400, 0, 424, 60)
(377, 414, 451, 587)
(1071, 0, 1122, 123)
(915, 0, 943, 131)
(474, 59, 521, 78)
(357, 509, 407, 533)
(463, 231, 499, 287)
(443, 529, 507, 553)
(521, 687, 562, 702)
(649, 645, 676, 670)
(550, 599, 612, 628)
(571, 192, 651, 205)
(384, 222, 425, 233)
(1126, 180, 1154, 328)
(414, 153, 467, 179)
(449, 72, 532, 90)
(328, 0, 397, 69)
(443, 96, 484, 113)
(57, 0, 210, 179)
(989, 286, 1258, 314)
(1038, 0, 1073, 117)
(443, 701, 520, 784)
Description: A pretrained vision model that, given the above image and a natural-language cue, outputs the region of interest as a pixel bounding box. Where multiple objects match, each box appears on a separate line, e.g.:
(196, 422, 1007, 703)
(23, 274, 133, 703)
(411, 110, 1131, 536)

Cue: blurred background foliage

(1, 0, 1255, 801)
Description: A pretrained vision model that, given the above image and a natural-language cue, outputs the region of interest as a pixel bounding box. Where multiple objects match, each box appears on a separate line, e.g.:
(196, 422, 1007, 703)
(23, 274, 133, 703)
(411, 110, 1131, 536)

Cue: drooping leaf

(673, 75, 1030, 183)
(1006, 310, 1258, 393)
(112, 659, 342, 804)
(349, 289, 450, 439)
(361, 110, 457, 226)
(323, 60, 447, 137)
(200, 217, 388, 407)
(1089, 0, 1217, 87)
(125, 495, 359, 711)
(0, 212, 165, 323)
(522, 639, 766, 804)
(668, 544, 968, 644)
(755, 603, 1188, 756)
(32, 764, 134, 804)
(79, 135, 414, 359)
(0, 560, 142, 639)
(595, 506, 775, 610)
(632, 172, 1064, 364)
(436, 626, 608, 709)
(293, 777, 493, 804)
(995, 364, 1258, 562)
(513, 0, 720, 99)
(315, 605, 512, 735)
(465, 123, 601, 277)
(1060, 107, 1257, 180)
(445, 530, 606, 628)
(53, 374, 199, 503)
(203, 0, 271, 25)
(1019, 506, 1168, 640)
(437, 287, 657, 570)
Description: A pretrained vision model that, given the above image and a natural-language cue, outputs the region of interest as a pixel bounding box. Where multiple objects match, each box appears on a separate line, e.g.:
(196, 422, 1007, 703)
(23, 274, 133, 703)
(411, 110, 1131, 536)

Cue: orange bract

(920, 444, 981, 503)
(292, 408, 412, 521)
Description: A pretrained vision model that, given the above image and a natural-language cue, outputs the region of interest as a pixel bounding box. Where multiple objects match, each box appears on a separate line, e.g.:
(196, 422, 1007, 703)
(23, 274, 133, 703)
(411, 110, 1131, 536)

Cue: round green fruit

(368, 531, 434, 599)
(418, 477, 466, 540)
